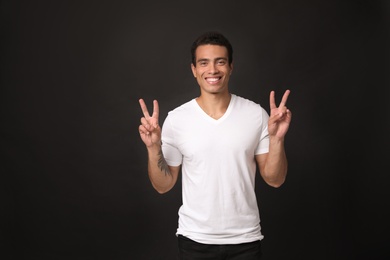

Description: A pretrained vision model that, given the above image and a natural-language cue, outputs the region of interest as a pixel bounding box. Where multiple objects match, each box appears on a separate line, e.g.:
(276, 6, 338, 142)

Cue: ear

(191, 63, 197, 78)
(229, 62, 233, 75)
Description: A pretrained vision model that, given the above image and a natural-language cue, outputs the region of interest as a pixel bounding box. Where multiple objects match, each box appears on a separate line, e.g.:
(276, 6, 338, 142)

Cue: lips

(205, 77, 222, 84)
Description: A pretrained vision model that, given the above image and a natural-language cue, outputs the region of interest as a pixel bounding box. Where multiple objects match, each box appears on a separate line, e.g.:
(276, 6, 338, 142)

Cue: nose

(209, 63, 219, 74)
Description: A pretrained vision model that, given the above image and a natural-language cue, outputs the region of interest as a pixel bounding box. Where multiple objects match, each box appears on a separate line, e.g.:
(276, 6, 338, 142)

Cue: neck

(196, 92, 231, 119)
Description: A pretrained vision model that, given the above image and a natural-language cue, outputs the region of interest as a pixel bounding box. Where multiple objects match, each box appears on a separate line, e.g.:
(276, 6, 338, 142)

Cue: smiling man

(138, 31, 292, 259)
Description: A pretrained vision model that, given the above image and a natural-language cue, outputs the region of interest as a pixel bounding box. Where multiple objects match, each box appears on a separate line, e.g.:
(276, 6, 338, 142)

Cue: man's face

(191, 44, 233, 95)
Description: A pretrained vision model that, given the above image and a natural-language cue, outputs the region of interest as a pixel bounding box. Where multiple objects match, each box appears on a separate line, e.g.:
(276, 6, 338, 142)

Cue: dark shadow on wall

(1, 0, 389, 259)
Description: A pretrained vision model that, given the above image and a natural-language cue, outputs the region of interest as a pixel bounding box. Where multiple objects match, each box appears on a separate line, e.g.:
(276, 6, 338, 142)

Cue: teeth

(206, 78, 219, 82)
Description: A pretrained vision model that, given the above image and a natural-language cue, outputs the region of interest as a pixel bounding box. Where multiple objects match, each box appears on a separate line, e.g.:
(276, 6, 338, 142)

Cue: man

(138, 31, 292, 259)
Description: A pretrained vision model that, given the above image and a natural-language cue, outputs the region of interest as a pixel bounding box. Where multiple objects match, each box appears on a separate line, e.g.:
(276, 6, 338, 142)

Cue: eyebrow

(197, 57, 228, 63)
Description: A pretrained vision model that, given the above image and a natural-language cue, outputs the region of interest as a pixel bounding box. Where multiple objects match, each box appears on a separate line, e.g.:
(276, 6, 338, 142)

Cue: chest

(173, 113, 262, 158)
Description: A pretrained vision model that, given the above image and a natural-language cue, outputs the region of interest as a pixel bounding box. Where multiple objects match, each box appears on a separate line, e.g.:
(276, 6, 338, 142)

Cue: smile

(205, 77, 222, 84)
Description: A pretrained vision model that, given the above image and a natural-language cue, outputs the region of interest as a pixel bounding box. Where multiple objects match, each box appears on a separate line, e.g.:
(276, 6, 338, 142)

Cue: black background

(1, 0, 389, 259)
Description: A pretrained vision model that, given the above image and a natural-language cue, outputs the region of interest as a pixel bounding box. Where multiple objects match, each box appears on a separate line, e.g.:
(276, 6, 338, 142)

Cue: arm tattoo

(157, 149, 171, 176)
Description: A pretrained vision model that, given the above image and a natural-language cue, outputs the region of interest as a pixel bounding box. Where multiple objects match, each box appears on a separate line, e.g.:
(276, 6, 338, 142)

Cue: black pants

(177, 235, 262, 260)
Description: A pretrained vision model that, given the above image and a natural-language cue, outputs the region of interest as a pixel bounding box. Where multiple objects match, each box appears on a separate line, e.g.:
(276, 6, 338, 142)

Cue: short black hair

(191, 31, 233, 66)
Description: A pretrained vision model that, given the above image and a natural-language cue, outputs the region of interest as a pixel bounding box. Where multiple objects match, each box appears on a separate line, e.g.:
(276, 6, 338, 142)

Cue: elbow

(152, 183, 173, 194)
(267, 180, 284, 188)
(263, 174, 286, 188)
(155, 187, 171, 194)
(261, 166, 287, 188)
(149, 173, 176, 194)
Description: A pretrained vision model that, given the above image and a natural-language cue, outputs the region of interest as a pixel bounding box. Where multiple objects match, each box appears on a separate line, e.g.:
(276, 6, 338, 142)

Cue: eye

(217, 60, 226, 65)
(199, 61, 208, 66)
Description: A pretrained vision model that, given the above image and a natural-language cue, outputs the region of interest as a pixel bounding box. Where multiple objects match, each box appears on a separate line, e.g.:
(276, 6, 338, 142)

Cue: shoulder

(163, 99, 198, 131)
(231, 94, 269, 128)
(166, 99, 196, 118)
(169, 99, 195, 112)
(232, 94, 264, 111)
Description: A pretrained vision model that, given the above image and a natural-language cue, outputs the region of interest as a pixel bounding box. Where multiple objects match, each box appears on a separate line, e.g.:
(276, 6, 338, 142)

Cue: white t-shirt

(161, 94, 270, 244)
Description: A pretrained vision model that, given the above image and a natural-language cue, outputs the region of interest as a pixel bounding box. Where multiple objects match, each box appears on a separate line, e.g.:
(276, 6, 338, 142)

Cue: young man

(138, 31, 292, 259)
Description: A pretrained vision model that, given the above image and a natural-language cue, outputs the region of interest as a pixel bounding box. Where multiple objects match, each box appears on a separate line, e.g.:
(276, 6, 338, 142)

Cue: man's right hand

(138, 99, 161, 148)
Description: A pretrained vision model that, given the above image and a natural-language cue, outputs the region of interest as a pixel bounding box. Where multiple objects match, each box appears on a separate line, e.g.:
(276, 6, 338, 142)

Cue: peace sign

(138, 99, 161, 147)
(268, 90, 292, 139)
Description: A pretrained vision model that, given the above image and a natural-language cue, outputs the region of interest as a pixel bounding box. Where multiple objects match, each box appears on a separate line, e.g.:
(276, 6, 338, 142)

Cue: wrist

(269, 136, 284, 145)
(146, 142, 162, 152)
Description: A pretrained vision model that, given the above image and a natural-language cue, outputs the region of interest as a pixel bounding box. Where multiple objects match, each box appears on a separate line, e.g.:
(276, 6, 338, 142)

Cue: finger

(275, 109, 292, 124)
(268, 113, 281, 125)
(278, 89, 291, 108)
(141, 117, 156, 132)
(140, 117, 149, 127)
(139, 125, 150, 135)
(139, 98, 151, 118)
(287, 109, 292, 116)
(286, 109, 292, 120)
(278, 106, 288, 115)
(269, 91, 276, 109)
(152, 100, 159, 121)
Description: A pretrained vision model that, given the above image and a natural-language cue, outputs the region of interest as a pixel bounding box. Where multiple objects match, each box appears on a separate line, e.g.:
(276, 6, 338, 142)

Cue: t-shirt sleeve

(161, 115, 183, 166)
(255, 107, 270, 155)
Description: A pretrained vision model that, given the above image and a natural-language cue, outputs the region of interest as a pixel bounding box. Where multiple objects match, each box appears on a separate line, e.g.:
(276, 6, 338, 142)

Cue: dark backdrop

(1, 0, 389, 259)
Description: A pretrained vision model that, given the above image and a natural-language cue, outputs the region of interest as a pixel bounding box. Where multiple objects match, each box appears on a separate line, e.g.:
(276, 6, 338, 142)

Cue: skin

(138, 99, 180, 193)
(139, 44, 292, 193)
(191, 45, 233, 119)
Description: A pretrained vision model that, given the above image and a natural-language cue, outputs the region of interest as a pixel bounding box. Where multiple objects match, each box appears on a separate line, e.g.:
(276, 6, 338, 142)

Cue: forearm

(147, 144, 176, 193)
(263, 137, 288, 188)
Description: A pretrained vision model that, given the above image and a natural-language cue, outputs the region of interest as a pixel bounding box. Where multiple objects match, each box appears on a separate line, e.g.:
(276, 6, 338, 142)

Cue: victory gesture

(268, 90, 292, 139)
(139, 99, 161, 147)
